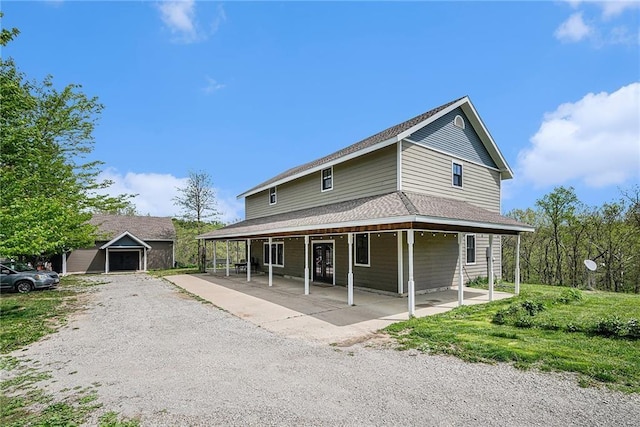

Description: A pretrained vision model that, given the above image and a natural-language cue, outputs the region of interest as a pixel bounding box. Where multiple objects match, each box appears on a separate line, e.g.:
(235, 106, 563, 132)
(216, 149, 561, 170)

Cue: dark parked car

(0, 262, 60, 293)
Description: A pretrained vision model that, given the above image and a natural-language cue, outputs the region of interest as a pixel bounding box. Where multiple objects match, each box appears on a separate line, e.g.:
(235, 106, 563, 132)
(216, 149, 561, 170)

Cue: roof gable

(90, 214, 176, 241)
(239, 96, 512, 198)
(100, 231, 152, 250)
(405, 107, 498, 169)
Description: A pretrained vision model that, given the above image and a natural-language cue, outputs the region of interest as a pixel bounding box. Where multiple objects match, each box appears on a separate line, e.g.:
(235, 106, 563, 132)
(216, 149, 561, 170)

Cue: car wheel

(16, 281, 33, 294)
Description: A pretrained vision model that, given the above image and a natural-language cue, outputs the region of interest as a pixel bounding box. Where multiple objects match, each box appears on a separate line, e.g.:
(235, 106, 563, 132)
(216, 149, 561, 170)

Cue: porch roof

(198, 191, 534, 240)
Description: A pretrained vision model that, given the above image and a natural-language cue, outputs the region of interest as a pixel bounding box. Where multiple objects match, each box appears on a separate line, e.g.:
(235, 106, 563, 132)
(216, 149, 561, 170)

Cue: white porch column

(397, 231, 404, 294)
(215, 241, 218, 271)
(347, 233, 354, 306)
(458, 233, 464, 306)
(304, 236, 310, 295)
(105, 248, 109, 273)
(488, 234, 494, 301)
(515, 234, 521, 295)
(407, 229, 415, 318)
(143, 248, 148, 271)
(268, 237, 273, 287)
(247, 239, 251, 282)
(225, 240, 230, 277)
(62, 252, 67, 275)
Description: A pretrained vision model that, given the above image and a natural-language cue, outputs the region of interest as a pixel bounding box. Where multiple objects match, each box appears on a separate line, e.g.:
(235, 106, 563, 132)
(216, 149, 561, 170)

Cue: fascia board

(100, 231, 152, 249)
(460, 102, 514, 179)
(237, 136, 399, 199)
(395, 97, 468, 141)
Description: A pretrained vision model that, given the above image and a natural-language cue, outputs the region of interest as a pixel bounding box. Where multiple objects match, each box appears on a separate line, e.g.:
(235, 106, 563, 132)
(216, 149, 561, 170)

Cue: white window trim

(321, 166, 333, 192)
(466, 234, 476, 265)
(263, 242, 284, 267)
(354, 232, 371, 267)
(454, 114, 465, 129)
(452, 161, 463, 189)
(269, 187, 277, 205)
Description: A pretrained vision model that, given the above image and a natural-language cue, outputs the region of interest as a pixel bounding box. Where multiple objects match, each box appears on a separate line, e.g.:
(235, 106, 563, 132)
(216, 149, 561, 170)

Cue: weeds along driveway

(7, 274, 640, 426)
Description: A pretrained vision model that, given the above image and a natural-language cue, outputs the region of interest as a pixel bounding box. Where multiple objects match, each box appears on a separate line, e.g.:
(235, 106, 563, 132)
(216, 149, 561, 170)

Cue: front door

(313, 243, 334, 284)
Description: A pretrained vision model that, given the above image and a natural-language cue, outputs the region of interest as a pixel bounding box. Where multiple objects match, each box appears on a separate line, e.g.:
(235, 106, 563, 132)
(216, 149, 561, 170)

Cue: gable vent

(454, 115, 465, 129)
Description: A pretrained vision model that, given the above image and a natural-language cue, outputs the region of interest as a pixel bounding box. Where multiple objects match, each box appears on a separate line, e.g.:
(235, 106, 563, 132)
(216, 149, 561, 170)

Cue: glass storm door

(313, 243, 334, 284)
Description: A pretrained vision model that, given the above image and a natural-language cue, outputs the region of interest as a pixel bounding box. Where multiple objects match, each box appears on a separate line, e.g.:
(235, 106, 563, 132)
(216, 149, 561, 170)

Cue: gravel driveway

(7, 274, 639, 426)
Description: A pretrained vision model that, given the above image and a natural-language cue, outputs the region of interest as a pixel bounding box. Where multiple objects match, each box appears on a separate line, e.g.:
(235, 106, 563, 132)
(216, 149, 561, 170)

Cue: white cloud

(96, 168, 243, 224)
(203, 76, 225, 94)
(156, 1, 226, 44)
(555, 12, 593, 42)
(157, 0, 198, 43)
(597, 0, 640, 19)
(517, 82, 640, 189)
(211, 3, 227, 34)
(556, 1, 640, 45)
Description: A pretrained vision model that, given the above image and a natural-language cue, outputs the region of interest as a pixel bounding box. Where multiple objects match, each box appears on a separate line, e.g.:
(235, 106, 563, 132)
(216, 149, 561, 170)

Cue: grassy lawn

(385, 283, 640, 393)
(148, 267, 200, 277)
(1, 275, 140, 426)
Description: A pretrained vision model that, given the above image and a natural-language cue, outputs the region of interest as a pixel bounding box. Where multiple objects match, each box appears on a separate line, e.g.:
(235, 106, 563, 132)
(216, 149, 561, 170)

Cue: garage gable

(100, 231, 151, 250)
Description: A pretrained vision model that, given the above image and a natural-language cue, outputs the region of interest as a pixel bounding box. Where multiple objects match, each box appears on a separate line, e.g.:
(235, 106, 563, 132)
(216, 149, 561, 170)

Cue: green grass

(148, 267, 200, 277)
(0, 275, 92, 354)
(385, 283, 640, 393)
(0, 276, 139, 426)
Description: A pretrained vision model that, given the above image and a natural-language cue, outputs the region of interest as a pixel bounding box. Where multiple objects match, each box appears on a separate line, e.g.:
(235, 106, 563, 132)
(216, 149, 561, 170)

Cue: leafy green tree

(536, 186, 580, 286)
(173, 171, 218, 270)
(0, 19, 130, 258)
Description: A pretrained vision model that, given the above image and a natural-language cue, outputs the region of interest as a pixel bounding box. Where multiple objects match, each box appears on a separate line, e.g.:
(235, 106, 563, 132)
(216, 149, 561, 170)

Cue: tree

(0, 18, 131, 258)
(173, 171, 218, 270)
(535, 186, 580, 286)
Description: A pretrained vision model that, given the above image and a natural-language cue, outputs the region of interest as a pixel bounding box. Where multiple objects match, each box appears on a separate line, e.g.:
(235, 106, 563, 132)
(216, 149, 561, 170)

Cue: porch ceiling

(199, 191, 534, 241)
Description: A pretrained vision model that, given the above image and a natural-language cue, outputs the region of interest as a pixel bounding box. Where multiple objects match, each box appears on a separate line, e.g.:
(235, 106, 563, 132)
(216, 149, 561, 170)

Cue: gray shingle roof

(241, 97, 464, 197)
(90, 214, 176, 241)
(198, 191, 533, 240)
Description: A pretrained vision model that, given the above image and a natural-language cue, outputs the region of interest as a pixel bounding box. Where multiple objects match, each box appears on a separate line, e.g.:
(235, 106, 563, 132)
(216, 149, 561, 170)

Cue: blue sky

(4, 1, 639, 222)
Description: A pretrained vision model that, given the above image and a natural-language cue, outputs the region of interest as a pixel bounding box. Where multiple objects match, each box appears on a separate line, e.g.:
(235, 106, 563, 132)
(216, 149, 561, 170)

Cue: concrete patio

(165, 272, 513, 345)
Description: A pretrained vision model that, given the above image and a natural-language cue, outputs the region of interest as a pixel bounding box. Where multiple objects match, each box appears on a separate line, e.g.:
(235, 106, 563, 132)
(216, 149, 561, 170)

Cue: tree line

(502, 186, 640, 293)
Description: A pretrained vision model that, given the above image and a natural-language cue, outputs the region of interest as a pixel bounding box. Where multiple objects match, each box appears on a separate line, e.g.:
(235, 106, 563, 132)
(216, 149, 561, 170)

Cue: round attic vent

(454, 115, 465, 129)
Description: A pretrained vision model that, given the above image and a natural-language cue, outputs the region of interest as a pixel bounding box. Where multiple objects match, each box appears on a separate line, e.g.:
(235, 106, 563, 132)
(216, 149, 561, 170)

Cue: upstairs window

(454, 115, 465, 129)
(452, 162, 463, 188)
(466, 234, 476, 264)
(354, 233, 370, 266)
(321, 167, 333, 191)
(269, 187, 277, 205)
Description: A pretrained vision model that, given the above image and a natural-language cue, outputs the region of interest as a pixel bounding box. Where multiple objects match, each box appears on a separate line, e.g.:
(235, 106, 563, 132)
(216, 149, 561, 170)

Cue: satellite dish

(584, 259, 597, 271)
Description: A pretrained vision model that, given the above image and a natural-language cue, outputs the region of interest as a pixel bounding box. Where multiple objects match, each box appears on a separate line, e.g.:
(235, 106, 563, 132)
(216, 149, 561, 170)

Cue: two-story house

(198, 96, 533, 315)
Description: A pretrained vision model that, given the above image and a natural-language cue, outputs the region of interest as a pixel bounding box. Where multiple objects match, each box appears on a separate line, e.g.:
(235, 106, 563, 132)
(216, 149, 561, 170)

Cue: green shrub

(624, 318, 640, 339)
(592, 316, 625, 337)
(515, 315, 534, 328)
(521, 300, 545, 316)
(466, 276, 488, 287)
(557, 288, 583, 304)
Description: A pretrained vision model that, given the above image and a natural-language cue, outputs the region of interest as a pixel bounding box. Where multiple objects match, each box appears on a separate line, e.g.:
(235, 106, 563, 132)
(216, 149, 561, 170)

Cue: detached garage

(62, 215, 176, 274)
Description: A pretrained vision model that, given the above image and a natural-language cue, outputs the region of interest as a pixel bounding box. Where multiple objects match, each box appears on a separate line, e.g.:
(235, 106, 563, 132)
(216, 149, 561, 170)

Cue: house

(197, 96, 534, 315)
(60, 214, 176, 274)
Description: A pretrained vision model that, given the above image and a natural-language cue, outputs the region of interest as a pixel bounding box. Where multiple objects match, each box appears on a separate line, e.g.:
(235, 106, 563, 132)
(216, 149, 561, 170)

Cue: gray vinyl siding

(406, 107, 497, 169)
(456, 234, 502, 284)
(402, 142, 501, 212)
(246, 145, 397, 220)
(351, 233, 398, 293)
(402, 233, 459, 292)
(147, 241, 174, 270)
(66, 244, 105, 273)
(111, 235, 141, 247)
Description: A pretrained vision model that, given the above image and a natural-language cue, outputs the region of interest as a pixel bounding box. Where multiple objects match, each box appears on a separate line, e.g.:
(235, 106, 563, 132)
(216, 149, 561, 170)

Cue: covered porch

(167, 272, 513, 344)
(198, 191, 534, 319)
